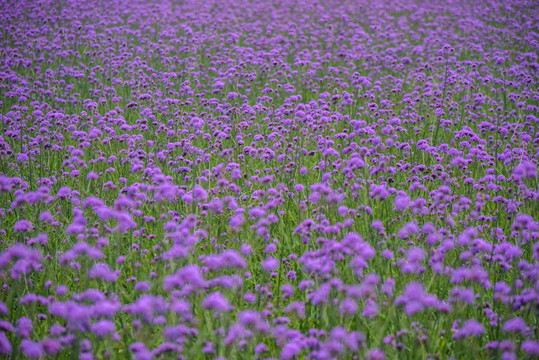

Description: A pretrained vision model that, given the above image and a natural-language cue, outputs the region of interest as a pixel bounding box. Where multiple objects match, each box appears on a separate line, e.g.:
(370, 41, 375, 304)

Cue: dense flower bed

(0, 0, 538, 358)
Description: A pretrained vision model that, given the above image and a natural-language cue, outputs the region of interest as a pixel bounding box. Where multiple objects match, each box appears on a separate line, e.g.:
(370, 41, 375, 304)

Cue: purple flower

(454, 319, 485, 339)
(394, 193, 410, 211)
(285, 301, 306, 319)
(129, 342, 153, 360)
(0, 301, 8, 315)
(401, 247, 426, 274)
(502, 317, 527, 334)
(134, 281, 151, 292)
(202, 250, 247, 270)
(369, 185, 389, 200)
(262, 256, 279, 272)
(382, 278, 395, 297)
(281, 341, 302, 360)
(512, 161, 536, 178)
(15, 317, 33, 338)
(14, 219, 33, 232)
(92, 319, 115, 338)
(163, 265, 207, 293)
(449, 287, 475, 305)
(88, 263, 120, 282)
(17, 153, 29, 163)
(192, 185, 208, 202)
(202, 292, 233, 312)
(457, 227, 478, 246)
(522, 340, 539, 356)
(57, 187, 72, 198)
(398, 222, 419, 239)
(395, 282, 440, 316)
(339, 298, 358, 316)
(86, 171, 99, 180)
(39, 211, 54, 223)
(20, 340, 43, 358)
(361, 299, 379, 318)
(451, 156, 467, 168)
(367, 348, 386, 360)
(371, 220, 385, 233)
(309, 282, 332, 305)
(0, 332, 12, 355)
(255, 343, 268, 354)
(50, 324, 66, 336)
(281, 284, 294, 298)
(42, 338, 62, 355)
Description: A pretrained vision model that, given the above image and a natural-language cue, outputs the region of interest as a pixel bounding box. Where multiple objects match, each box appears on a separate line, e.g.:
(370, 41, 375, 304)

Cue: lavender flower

(14, 220, 33, 232)
(202, 292, 233, 312)
(0, 332, 11, 355)
(502, 317, 527, 334)
(454, 319, 485, 339)
(20, 340, 43, 358)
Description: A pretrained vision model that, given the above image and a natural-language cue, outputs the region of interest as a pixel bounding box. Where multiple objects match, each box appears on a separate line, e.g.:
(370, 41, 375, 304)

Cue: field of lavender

(0, 0, 538, 358)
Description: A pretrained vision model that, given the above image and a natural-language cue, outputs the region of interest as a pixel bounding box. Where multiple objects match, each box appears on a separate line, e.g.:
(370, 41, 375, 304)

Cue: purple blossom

(14, 219, 33, 232)
(15, 317, 33, 338)
(339, 298, 358, 316)
(449, 287, 475, 305)
(42, 338, 62, 355)
(395, 282, 440, 316)
(192, 185, 209, 202)
(20, 340, 43, 358)
(202, 292, 233, 312)
(0, 332, 12, 355)
(88, 263, 120, 282)
(262, 256, 279, 272)
(92, 319, 115, 338)
(134, 281, 151, 292)
(502, 317, 527, 334)
(512, 161, 537, 178)
(522, 340, 539, 356)
(454, 319, 485, 339)
(367, 348, 386, 360)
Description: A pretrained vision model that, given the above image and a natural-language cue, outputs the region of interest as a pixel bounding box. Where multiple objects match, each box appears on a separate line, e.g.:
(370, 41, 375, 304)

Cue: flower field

(0, 0, 538, 358)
